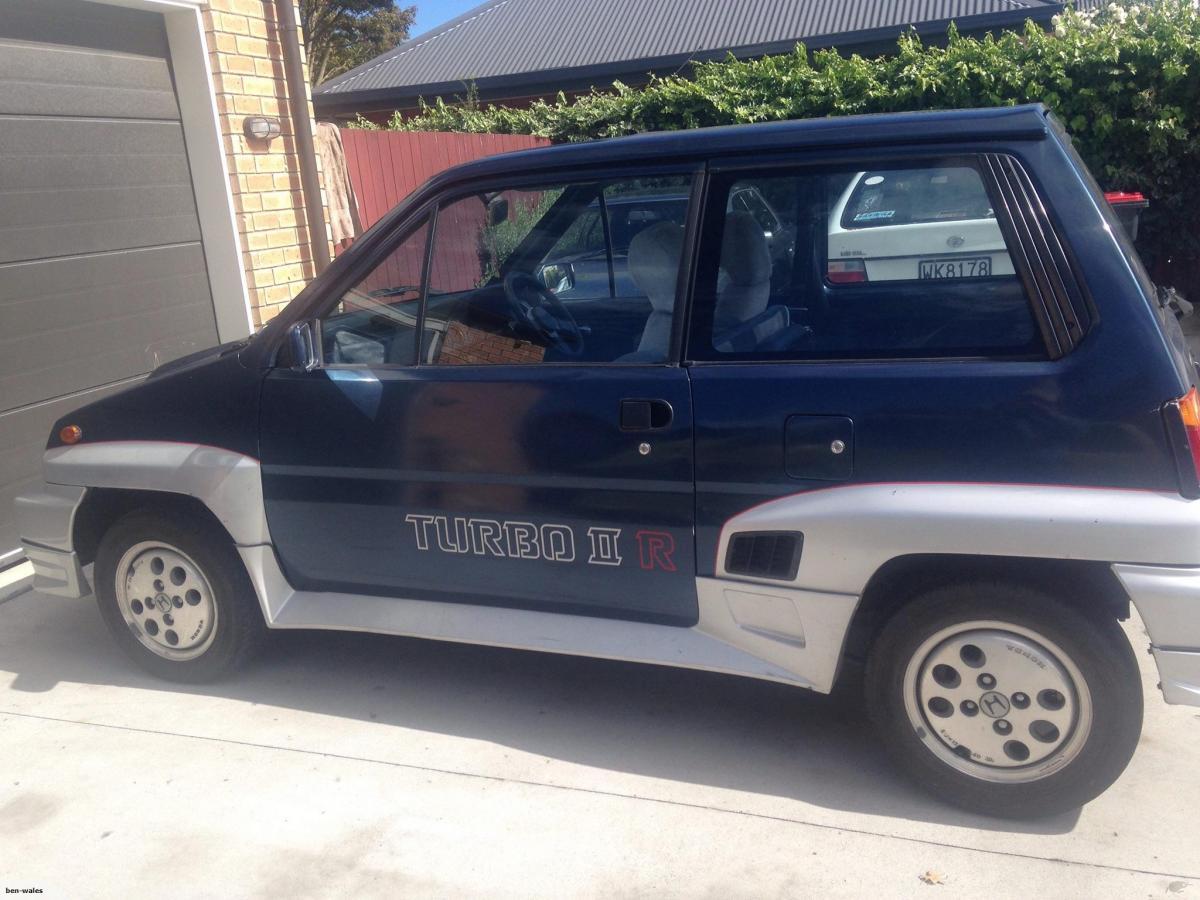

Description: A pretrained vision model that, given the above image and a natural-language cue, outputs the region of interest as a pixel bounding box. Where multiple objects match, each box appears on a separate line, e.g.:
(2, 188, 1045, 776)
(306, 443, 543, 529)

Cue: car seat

(711, 211, 806, 353)
(619, 221, 684, 362)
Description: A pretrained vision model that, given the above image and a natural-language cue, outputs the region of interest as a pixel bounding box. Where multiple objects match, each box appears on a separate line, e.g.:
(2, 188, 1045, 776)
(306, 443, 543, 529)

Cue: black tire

(864, 581, 1143, 818)
(94, 508, 266, 682)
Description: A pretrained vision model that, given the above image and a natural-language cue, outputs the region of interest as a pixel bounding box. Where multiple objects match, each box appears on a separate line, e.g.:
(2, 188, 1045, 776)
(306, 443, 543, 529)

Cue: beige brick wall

(202, 0, 326, 327)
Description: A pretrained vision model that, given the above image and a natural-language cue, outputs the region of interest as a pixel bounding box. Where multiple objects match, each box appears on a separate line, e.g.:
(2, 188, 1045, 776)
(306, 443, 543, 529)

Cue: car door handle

(620, 399, 673, 431)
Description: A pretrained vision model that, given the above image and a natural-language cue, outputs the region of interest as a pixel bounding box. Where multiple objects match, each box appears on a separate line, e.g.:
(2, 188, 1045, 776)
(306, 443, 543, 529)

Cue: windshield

(842, 167, 995, 229)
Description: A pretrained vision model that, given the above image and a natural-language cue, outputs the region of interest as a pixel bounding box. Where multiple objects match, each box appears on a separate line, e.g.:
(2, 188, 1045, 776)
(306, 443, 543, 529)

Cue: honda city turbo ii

(16, 105, 1200, 817)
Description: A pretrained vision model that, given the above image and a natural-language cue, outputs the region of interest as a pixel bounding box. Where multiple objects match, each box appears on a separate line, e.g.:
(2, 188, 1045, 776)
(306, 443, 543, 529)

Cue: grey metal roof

(314, 0, 1073, 112)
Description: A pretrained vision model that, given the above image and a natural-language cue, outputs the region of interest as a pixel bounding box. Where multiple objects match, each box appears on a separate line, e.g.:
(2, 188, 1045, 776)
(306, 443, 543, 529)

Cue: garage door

(0, 0, 220, 566)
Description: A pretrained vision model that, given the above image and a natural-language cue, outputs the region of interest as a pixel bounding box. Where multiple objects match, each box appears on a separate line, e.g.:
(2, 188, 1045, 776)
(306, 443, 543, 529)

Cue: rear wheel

(95, 509, 265, 682)
(865, 581, 1142, 818)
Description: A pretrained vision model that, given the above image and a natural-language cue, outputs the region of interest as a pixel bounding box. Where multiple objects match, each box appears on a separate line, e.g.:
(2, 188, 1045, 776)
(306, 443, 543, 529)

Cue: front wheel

(94, 509, 265, 682)
(865, 582, 1143, 818)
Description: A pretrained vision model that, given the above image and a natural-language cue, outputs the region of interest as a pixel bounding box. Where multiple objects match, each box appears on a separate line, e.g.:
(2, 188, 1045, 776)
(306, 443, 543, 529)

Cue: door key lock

(830, 439, 846, 455)
(638, 442, 652, 456)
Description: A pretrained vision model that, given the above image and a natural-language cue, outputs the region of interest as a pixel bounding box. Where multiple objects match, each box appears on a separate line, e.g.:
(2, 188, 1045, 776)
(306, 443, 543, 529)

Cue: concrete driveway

(1, 586, 1197, 899)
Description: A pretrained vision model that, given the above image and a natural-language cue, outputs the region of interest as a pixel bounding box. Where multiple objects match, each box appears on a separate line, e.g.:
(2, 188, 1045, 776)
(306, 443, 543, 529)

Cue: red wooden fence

(340, 130, 552, 231)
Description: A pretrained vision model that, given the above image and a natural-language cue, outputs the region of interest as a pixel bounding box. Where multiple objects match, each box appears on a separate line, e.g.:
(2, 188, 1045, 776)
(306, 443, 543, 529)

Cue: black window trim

(982, 153, 1092, 358)
(597, 189, 617, 298)
(413, 201, 439, 364)
(670, 163, 710, 365)
(683, 151, 1082, 366)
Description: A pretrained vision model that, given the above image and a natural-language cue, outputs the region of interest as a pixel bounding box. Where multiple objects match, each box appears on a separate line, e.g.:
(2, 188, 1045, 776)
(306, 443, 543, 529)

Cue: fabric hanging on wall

(315, 121, 360, 247)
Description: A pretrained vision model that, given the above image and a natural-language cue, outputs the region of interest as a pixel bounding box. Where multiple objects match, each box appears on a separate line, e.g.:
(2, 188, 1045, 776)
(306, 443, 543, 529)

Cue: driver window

(421, 175, 692, 365)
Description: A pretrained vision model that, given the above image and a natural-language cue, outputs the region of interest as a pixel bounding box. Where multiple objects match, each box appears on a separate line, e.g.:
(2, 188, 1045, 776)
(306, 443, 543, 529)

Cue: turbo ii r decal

(404, 514, 677, 571)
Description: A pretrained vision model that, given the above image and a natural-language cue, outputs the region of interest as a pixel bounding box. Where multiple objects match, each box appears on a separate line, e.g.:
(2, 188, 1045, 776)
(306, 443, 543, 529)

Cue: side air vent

(725, 531, 803, 581)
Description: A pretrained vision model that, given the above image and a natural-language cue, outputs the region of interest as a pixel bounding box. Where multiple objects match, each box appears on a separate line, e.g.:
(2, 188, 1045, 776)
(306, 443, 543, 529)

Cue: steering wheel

(502, 271, 584, 357)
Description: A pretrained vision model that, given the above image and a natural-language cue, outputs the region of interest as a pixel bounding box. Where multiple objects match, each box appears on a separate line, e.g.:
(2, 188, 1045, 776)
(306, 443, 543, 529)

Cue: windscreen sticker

(853, 210, 896, 222)
(405, 514, 676, 571)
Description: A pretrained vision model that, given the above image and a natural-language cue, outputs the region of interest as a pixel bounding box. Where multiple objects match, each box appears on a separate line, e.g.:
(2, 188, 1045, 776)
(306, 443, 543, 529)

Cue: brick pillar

(202, 0, 328, 326)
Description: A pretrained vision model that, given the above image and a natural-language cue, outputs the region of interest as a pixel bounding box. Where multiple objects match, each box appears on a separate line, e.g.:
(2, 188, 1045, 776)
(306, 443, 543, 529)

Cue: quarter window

(319, 217, 429, 366)
(688, 162, 1041, 361)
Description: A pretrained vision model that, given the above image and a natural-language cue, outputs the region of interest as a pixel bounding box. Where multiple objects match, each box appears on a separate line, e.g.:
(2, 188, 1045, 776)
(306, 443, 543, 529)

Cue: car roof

(352, 104, 1053, 251)
(422, 104, 1050, 192)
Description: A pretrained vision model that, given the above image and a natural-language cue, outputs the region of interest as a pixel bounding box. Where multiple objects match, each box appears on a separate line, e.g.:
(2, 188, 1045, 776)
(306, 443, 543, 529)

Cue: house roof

(313, 0, 1078, 116)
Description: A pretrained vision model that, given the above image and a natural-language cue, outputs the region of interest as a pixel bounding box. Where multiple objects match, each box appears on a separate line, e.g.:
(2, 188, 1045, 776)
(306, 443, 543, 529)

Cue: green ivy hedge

(358, 2, 1200, 280)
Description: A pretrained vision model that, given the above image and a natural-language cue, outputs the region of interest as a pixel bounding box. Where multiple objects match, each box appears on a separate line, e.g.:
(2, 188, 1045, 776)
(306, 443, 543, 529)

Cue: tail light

(828, 259, 868, 284)
(1104, 191, 1148, 205)
(1104, 191, 1149, 241)
(1165, 387, 1200, 497)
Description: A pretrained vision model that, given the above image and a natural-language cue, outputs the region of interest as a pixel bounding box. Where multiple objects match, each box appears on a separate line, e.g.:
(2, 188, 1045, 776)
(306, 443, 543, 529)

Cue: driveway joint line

(3, 707, 1195, 882)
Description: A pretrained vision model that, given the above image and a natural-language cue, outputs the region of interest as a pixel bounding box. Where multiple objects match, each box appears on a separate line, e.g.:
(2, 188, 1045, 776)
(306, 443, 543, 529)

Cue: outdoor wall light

(243, 115, 282, 142)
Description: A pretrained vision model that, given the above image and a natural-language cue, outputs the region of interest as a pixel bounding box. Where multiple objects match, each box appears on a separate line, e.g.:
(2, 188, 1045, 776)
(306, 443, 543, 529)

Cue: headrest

(719, 211, 771, 286)
(628, 221, 684, 311)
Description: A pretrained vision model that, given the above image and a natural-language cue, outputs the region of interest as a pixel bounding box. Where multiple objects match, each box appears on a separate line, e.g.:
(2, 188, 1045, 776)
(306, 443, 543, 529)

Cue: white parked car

(827, 167, 1015, 283)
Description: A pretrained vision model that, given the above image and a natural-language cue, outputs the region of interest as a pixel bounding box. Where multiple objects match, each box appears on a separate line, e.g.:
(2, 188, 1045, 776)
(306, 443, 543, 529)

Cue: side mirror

(486, 194, 509, 226)
(538, 262, 575, 293)
(287, 321, 318, 372)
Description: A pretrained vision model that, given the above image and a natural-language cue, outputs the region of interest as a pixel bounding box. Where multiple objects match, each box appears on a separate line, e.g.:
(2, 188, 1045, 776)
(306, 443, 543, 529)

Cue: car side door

(684, 153, 1104, 582)
(259, 168, 701, 625)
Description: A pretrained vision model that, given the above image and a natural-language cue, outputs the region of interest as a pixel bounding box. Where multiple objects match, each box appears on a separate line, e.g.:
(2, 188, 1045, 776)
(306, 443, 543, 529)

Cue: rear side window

(687, 160, 1044, 362)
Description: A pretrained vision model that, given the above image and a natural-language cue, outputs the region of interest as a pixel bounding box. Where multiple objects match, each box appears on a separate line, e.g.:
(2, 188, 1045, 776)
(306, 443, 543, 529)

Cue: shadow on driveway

(2, 590, 1081, 835)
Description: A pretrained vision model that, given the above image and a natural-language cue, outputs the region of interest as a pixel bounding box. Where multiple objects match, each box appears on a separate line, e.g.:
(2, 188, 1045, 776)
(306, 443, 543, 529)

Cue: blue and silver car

(14, 105, 1200, 817)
